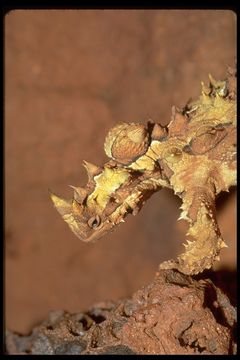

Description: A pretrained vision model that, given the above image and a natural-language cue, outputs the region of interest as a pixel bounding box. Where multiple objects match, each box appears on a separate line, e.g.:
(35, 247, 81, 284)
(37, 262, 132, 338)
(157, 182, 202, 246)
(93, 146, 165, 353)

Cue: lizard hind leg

(159, 187, 227, 275)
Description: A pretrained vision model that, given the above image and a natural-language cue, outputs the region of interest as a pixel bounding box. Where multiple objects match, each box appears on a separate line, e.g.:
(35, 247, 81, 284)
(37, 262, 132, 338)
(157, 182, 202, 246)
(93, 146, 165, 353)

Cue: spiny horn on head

(82, 160, 101, 179)
(72, 199, 83, 215)
(49, 190, 72, 216)
(68, 185, 88, 204)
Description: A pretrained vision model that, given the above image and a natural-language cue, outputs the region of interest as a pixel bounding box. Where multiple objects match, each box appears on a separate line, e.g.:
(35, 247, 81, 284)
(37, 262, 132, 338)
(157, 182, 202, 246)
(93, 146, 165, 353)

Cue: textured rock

(6, 269, 236, 355)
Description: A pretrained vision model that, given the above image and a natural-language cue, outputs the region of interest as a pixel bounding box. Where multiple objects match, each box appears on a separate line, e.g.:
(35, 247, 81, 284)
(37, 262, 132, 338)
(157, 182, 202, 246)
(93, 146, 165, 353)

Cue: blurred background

(5, 10, 236, 334)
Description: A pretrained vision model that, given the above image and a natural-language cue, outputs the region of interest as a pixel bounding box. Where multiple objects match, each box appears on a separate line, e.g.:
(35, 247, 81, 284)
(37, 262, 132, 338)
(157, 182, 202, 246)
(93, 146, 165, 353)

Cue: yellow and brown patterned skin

(50, 68, 236, 275)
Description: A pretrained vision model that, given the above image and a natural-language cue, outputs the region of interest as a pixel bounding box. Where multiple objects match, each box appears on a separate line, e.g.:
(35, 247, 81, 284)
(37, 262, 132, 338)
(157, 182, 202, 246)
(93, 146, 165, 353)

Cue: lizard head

(49, 163, 159, 242)
(49, 189, 116, 243)
(50, 154, 152, 241)
(50, 122, 164, 242)
(49, 159, 133, 242)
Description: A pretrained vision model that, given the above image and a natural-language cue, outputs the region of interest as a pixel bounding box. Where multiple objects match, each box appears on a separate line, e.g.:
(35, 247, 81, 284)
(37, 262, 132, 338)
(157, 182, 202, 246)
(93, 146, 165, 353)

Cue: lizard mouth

(81, 197, 138, 242)
(81, 221, 115, 242)
(81, 205, 130, 243)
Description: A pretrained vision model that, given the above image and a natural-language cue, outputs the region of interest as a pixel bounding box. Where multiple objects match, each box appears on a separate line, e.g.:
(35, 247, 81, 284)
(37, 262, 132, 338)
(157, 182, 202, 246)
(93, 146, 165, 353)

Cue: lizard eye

(87, 215, 101, 229)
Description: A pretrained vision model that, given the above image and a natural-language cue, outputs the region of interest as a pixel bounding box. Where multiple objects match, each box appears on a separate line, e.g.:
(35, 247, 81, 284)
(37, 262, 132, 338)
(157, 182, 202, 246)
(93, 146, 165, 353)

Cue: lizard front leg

(159, 186, 227, 275)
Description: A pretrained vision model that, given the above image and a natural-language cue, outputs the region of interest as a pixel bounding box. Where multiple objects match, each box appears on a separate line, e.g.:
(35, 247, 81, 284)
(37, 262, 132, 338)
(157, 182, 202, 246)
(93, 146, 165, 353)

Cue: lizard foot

(159, 257, 214, 276)
(159, 237, 227, 275)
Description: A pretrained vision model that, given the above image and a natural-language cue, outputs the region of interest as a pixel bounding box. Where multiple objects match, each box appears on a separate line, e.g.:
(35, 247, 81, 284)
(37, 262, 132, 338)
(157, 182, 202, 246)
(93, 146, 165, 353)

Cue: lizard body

(50, 69, 236, 275)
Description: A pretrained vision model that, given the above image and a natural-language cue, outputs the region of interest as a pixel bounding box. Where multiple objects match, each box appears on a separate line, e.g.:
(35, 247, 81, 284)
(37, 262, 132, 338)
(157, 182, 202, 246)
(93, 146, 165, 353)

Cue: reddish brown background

(5, 10, 236, 334)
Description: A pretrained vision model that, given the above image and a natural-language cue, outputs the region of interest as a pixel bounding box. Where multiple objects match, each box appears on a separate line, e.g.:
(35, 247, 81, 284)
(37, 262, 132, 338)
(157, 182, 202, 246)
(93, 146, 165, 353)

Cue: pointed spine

(69, 185, 88, 204)
(83, 160, 101, 179)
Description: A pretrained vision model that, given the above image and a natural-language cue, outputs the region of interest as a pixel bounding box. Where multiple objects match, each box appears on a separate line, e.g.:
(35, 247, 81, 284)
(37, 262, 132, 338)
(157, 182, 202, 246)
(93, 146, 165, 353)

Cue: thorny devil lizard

(50, 68, 236, 275)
